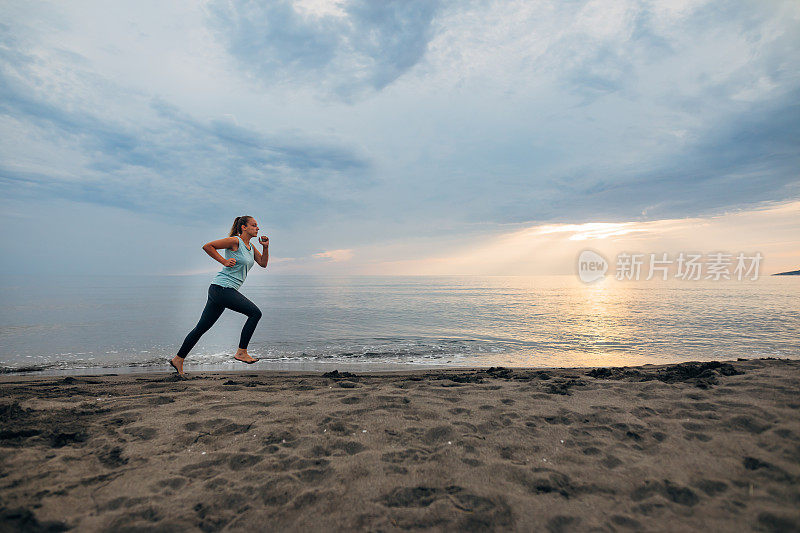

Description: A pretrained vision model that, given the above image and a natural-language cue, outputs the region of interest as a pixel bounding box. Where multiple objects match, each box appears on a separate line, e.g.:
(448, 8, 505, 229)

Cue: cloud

(0, 25, 372, 220)
(356, 199, 800, 275)
(1, 1, 799, 279)
(312, 248, 354, 262)
(345, 0, 800, 230)
(207, 0, 444, 99)
(383, 82, 800, 230)
(554, 88, 800, 221)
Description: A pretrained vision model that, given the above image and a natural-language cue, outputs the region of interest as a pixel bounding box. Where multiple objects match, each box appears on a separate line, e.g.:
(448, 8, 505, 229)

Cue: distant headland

(772, 269, 800, 276)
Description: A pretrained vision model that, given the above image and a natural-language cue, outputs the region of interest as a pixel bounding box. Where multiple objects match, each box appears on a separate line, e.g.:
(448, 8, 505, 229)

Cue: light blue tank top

(211, 236, 255, 290)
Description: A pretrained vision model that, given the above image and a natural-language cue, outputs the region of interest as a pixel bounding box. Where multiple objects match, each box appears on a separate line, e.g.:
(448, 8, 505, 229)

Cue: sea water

(0, 275, 797, 374)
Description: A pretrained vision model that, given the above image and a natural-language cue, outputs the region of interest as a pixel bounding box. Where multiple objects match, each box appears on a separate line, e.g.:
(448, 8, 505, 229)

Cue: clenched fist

(259, 236, 269, 246)
(223, 258, 237, 267)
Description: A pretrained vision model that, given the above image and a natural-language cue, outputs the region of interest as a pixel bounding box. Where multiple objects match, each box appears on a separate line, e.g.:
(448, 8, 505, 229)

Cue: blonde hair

(228, 216, 252, 237)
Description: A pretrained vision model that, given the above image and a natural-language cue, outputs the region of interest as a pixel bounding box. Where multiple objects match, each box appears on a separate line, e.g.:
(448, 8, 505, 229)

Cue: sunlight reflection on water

(0, 275, 797, 373)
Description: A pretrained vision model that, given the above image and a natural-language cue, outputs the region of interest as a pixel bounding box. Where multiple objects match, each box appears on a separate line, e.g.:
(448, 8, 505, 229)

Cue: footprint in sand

(275, 456, 332, 484)
(381, 448, 431, 464)
(259, 476, 299, 507)
(227, 453, 262, 471)
(600, 455, 622, 469)
(295, 468, 329, 483)
(728, 415, 772, 434)
(320, 418, 353, 436)
(330, 440, 366, 455)
(684, 432, 712, 442)
(608, 515, 642, 530)
(180, 457, 227, 479)
(122, 427, 157, 441)
(421, 425, 455, 445)
(630, 479, 700, 507)
(379, 485, 513, 529)
(547, 515, 580, 533)
(262, 431, 296, 452)
(97, 446, 128, 468)
(292, 489, 323, 509)
(154, 477, 187, 492)
(692, 479, 728, 496)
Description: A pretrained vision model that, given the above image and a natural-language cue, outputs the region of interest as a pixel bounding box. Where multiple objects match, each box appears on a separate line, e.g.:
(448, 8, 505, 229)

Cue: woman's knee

(250, 307, 262, 320)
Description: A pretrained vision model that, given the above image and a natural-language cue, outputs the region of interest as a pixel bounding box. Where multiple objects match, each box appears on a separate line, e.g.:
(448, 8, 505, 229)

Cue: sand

(0, 358, 798, 532)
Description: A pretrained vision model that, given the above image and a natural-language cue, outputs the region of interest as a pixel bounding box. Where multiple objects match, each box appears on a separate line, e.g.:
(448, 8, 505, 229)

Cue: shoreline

(1, 358, 798, 531)
(0, 361, 456, 378)
(4, 355, 799, 379)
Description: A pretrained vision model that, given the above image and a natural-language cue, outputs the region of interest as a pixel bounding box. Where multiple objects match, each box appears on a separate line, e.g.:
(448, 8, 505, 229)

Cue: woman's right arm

(202, 237, 238, 267)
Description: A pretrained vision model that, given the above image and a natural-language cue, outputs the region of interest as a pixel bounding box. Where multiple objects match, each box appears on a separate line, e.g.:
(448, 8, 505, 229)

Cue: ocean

(0, 275, 797, 374)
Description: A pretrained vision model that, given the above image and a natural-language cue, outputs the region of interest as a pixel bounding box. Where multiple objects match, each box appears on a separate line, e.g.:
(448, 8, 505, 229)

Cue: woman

(170, 216, 269, 377)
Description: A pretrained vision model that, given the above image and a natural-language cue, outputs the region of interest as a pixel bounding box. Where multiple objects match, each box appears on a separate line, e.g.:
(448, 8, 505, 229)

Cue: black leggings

(177, 284, 262, 358)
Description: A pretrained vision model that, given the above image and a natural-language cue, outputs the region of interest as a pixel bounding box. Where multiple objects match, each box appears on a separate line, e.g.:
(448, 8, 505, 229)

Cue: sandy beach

(1, 358, 798, 532)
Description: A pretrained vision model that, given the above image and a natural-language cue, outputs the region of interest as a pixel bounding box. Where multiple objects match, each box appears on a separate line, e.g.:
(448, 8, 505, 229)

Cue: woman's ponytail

(229, 216, 252, 237)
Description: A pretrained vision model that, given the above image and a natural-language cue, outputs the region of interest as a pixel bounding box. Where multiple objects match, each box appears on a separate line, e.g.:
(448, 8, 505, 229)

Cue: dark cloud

(207, 0, 443, 99)
(481, 88, 800, 224)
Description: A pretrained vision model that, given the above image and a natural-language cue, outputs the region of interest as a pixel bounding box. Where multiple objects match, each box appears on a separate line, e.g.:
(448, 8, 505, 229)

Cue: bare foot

(234, 349, 259, 364)
(169, 356, 187, 378)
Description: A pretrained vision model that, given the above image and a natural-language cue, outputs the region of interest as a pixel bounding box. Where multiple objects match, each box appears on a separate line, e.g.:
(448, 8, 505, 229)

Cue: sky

(1, 0, 799, 277)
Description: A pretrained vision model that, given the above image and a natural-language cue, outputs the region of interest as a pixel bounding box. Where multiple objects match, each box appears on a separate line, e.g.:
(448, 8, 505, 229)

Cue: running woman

(170, 216, 269, 377)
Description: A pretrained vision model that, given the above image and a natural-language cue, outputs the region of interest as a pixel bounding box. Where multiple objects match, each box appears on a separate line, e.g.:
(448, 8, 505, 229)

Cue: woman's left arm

(253, 236, 269, 268)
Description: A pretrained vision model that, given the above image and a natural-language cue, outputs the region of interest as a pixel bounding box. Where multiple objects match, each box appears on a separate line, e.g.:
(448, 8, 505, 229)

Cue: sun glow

(535, 222, 648, 241)
(351, 200, 800, 276)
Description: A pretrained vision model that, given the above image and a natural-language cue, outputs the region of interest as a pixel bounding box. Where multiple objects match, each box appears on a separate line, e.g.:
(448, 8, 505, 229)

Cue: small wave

(0, 338, 510, 374)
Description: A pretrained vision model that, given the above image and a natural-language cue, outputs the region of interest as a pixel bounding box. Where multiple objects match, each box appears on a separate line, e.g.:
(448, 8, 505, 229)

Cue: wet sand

(1, 359, 798, 532)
